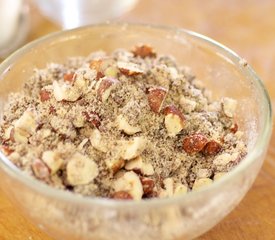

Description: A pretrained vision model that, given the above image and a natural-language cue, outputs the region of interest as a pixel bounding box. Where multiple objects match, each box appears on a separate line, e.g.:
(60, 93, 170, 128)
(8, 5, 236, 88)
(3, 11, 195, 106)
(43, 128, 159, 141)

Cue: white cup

(0, 0, 23, 48)
(34, 0, 138, 29)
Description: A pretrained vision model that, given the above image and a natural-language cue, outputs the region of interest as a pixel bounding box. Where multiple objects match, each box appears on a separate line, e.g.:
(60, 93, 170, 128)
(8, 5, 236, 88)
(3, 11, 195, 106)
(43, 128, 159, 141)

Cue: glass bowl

(0, 23, 272, 240)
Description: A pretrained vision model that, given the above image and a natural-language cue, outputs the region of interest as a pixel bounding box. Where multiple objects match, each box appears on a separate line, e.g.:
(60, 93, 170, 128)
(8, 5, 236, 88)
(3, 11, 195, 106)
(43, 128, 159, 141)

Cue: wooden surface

(1, 1, 275, 239)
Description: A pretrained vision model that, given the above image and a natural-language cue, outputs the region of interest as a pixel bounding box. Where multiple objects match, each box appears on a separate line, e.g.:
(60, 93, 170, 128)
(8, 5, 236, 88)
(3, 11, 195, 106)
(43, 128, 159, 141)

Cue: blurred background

(0, 0, 275, 239)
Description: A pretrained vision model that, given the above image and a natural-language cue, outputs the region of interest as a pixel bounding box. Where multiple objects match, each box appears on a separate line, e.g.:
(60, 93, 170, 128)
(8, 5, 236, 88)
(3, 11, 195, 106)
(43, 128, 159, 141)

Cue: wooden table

(1, 1, 275, 239)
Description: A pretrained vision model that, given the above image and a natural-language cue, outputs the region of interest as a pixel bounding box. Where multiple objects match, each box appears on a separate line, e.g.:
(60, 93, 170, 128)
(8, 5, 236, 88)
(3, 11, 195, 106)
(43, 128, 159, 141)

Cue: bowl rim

(0, 22, 272, 208)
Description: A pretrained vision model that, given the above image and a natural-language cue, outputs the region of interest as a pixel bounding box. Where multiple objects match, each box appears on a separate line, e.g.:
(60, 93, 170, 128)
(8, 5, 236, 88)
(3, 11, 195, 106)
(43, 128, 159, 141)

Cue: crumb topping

(0, 44, 246, 200)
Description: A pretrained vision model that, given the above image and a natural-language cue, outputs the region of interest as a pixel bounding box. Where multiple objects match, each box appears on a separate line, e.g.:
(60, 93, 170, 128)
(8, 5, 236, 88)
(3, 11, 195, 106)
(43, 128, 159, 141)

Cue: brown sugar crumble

(0, 44, 246, 200)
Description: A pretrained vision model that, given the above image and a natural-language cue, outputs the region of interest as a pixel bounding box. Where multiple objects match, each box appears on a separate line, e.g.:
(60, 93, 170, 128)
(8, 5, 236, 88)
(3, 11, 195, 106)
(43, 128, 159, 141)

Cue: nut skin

(182, 133, 208, 154)
(63, 72, 75, 83)
(203, 140, 222, 156)
(40, 90, 51, 102)
(119, 68, 142, 76)
(132, 45, 157, 58)
(113, 171, 143, 200)
(49, 106, 56, 114)
(10, 127, 29, 144)
(0, 145, 13, 156)
(117, 62, 144, 76)
(132, 168, 143, 175)
(230, 123, 238, 134)
(31, 159, 50, 180)
(124, 156, 154, 176)
(42, 151, 63, 174)
(9, 128, 15, 142)
(147, 87, 168, 113)
(96, 77, 120, 102)
(83, 111, 101, 128)
(89, 59, 105, 80)
(90, 58, 118, 80)
(140, 177, 155, 195)
(162, 105, 185, 136)
(96, 72, 105, 80)
(143, 191, 158, 199)
(112, 191, 133, 200)
(110, 158, 125, 174)
(162, 105, 184, 118)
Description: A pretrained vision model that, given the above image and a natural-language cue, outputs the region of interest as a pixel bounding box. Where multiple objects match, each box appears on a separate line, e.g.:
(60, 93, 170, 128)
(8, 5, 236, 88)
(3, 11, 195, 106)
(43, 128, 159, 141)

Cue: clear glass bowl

(0, 23, 272, 240)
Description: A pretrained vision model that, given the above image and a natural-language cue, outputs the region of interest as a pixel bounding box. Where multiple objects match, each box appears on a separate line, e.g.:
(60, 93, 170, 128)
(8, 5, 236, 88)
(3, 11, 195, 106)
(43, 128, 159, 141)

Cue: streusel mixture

(0, 45, 246, 200)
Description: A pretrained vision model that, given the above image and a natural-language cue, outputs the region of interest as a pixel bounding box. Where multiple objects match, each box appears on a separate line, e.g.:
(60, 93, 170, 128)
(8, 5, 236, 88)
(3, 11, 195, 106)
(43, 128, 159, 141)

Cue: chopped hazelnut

(132, 45, 156, 58)
(182, 134, 208, 154)
(147, 87, 168, 113)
